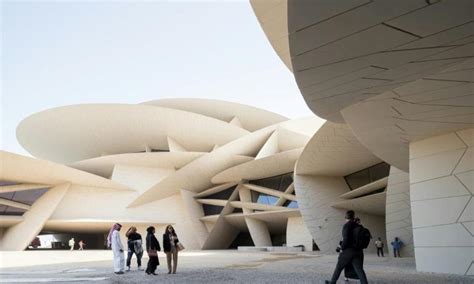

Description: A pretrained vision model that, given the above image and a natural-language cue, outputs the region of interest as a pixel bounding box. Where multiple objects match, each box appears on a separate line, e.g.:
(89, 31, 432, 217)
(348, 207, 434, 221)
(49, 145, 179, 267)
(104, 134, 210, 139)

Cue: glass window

(344, 162, 390, 190)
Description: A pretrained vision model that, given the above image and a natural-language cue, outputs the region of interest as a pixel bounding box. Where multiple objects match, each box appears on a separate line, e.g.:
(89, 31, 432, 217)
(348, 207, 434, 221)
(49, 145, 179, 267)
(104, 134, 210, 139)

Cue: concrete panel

(410, 131, 474, 274)
(463, 221, 474, 236)
(411, 196, 470, 228)
(458, 198, 474, 223)
(286, 216, 313, 251)
(386, 0, 473, 37)
(409, 149, 466, 184)
(413, 223, 474, 247)
(294, 174, 348, 253)
(457, 128, 474, 147)
(411, 176, 471, 201)
(415, 247, 474, 275)
(456, 170, 474, 195)
(409, 133, 466, 159)
(453, 148, 474, 175)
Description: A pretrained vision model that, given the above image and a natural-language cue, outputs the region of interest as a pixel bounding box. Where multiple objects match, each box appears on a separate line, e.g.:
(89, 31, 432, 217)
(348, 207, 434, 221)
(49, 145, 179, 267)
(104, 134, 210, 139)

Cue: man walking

(325, 210, 368, 284)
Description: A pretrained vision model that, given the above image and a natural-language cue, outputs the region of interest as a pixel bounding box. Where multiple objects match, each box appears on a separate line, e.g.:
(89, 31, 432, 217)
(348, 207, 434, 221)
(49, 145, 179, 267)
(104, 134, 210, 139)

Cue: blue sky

(2, 0, 315, 156)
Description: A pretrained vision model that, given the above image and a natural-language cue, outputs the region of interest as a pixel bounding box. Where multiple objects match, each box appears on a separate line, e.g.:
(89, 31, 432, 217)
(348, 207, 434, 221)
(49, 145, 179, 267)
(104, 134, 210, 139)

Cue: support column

(409, 129, 474, 275)
(0, 183, 70, 251)
(238, 186, 272, 246)
(180, 189, 209, 248)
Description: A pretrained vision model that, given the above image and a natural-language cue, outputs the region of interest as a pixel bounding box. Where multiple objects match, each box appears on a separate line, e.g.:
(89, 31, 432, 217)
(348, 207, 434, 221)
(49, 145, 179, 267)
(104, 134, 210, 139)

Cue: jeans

(329, 248, 368, 284)
(393, 248, 401, 257)
(126, 250, 142, 267)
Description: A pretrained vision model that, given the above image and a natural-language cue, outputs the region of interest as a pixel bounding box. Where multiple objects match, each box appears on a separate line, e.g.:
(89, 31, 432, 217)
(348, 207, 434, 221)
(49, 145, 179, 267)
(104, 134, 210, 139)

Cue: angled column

(410, 129, 474, 275)
(238, 185, 272, 246)
(180, 189, 209, 248)
(0, 183, 70, 251)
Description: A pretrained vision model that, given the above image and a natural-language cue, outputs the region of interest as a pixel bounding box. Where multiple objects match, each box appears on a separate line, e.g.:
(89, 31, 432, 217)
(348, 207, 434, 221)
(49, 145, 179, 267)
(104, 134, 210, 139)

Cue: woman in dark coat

(163, 225, 180, 274)
(145, 226, 161, 275)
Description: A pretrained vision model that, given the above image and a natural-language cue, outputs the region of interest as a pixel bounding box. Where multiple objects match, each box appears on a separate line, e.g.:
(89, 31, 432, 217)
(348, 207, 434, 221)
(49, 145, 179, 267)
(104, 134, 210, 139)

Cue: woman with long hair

(145, 226, 160, 275)
(163, 225, 180, 274)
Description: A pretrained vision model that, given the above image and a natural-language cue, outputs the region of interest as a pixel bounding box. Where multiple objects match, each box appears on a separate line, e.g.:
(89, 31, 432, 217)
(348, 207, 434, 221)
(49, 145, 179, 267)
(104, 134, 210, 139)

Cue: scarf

(107, 223, 121, 248)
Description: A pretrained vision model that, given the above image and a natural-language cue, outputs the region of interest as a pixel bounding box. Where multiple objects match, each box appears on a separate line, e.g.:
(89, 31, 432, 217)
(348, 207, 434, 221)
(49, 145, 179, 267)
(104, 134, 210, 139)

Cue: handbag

(148, 249, 157, 257)
(134, 240, 143, 255)
(176, 242, 185, 251)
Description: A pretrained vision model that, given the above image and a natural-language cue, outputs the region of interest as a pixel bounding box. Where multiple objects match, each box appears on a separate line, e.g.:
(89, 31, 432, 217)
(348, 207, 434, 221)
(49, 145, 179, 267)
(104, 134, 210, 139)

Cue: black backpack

(352, 225, 371, 249)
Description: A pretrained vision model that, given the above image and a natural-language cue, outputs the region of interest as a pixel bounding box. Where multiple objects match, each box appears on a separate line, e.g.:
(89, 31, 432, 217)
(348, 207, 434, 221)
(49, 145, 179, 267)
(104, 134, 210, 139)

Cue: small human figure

(68, 238, 75, 251)
(391, 237, 403, 258)
(375, 237, 384, 257)
(126, 226, 143, 271)
(107, 223, 125, 274)
(79, 240, 86, 250)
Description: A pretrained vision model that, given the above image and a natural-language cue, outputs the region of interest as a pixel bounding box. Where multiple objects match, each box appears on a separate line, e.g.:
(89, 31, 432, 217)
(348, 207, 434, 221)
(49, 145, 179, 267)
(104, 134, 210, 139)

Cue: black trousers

(329, 248, 368, 284)
(126, 249, 142, 267)
(146, 256, 159, 273)
(377, 247, 384, 257)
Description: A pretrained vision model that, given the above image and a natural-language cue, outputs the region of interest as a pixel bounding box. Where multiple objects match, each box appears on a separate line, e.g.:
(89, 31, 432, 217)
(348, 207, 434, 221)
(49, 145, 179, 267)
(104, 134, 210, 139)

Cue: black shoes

(114, 271, 124, 275)
(146, 271, 158, 275)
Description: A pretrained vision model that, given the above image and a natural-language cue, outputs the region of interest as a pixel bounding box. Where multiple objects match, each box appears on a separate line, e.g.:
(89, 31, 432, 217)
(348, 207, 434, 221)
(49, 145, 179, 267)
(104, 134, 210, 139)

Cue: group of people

(68, 238, 86, 250)
(107, 223, 183, 275)
(374, 236, 404, 258)
(325, 210, 406, 284)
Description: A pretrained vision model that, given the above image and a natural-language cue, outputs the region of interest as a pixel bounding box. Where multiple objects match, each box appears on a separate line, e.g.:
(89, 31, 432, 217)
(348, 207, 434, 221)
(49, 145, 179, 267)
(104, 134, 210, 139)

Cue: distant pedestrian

(145, 226, 160, 275)
(325, 210, 368, 284)
(126, 226, 143, 271)
(163, 225, 182, 274)
(108, 223, 125, 274)
(78, 240, 86, 250)
(375, 237, 384, 257)
(68, 238, 75, 251)
(391, 237, 403, 257)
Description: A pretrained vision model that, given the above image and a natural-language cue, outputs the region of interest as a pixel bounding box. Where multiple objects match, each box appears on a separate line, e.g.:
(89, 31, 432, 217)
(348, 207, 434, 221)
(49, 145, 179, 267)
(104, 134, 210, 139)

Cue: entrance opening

(29, 231, 108, 250)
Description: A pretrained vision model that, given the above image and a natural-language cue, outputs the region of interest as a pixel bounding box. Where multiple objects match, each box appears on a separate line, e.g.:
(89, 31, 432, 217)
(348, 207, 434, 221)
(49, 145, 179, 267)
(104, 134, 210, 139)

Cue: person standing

(145, 226, 160, 275)
(125, 226, 143, 271)
(325, 210, 368, 284)
(163, 225, 180, 274)
(375, 237, 384, 257)
(391, 237, 403, 257)
(107, 223, 125, 274)
(68, 238, 75, 251)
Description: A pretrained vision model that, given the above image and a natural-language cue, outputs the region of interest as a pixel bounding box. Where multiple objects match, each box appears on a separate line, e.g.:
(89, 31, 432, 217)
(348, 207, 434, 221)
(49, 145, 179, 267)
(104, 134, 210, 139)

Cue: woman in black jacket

(145, 226, 161, 275)
(163, 225, 179, 274)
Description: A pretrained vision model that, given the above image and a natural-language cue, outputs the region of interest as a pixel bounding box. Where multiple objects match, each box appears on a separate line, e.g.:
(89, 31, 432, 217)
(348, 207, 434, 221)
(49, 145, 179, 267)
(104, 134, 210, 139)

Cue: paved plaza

(0, 250, 472, 283)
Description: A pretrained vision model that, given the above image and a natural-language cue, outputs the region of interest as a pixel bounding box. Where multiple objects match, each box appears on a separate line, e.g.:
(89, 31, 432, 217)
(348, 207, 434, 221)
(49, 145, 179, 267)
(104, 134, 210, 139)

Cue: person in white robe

(107, 223, 125, 274)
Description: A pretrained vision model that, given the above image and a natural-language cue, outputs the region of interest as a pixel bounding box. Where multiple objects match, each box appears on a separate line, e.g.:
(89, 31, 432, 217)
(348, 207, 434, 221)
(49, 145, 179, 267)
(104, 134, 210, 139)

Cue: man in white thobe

(108, 223, 125, 274)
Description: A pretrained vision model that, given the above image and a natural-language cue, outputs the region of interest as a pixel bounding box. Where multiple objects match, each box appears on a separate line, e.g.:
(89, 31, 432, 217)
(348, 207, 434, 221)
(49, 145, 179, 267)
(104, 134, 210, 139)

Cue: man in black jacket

(325, 210, 368, 284)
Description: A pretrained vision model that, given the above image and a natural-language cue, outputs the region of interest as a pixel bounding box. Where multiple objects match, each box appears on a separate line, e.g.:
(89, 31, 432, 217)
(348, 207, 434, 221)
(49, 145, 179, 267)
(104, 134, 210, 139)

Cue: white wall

(295, 175, 348, 253)
(409, 129, 474, 275)
(286, 216, 313, 251)
(386, 167, 414, 257)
